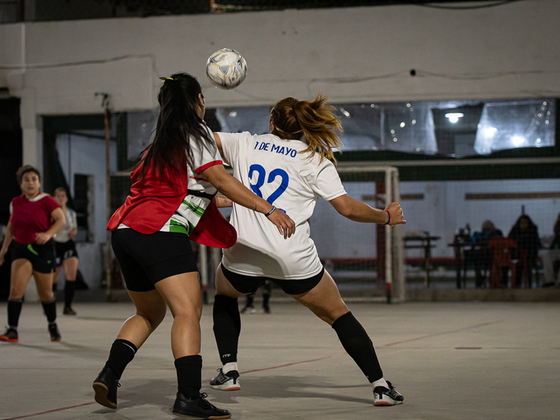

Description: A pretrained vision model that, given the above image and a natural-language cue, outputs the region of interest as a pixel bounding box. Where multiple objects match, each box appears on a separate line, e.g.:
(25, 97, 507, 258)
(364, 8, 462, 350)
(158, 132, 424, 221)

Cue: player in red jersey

(92, 73, 295, 419)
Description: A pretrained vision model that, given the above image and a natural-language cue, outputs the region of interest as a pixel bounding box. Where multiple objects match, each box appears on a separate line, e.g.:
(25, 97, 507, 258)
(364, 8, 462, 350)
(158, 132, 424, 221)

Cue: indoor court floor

(1, 299, 559, 420)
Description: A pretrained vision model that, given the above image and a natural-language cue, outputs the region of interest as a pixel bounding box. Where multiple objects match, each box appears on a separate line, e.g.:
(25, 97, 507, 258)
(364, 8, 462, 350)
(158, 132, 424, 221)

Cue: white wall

(1, 0, 560, 113)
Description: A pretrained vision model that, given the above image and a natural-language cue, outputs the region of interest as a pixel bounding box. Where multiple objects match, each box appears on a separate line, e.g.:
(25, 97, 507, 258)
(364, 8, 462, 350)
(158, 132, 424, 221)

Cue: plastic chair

(517, 249, 539, 288)
(487, 237, 518, 288)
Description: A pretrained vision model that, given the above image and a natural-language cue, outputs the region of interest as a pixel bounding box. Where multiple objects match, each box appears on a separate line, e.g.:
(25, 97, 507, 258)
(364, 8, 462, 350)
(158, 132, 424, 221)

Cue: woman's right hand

(266, 208, 296, 239)
(0, 250, 6, 266)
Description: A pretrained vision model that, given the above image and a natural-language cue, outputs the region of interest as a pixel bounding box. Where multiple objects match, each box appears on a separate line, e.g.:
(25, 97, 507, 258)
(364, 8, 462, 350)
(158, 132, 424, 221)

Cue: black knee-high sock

(213, 295, 241, 365)
(104, 339, 138, 379)
(245, 293, 254, 308)
(262, 281, 271, 310)
(41, 297, 57, 324)
(64, 280, 76, 307)
(262, 290, 270, 310)
(175, 355, 202, 399)
(332, 311, 383, 382)
(7, 299, 23, 329)
(52, 282, 58, 292)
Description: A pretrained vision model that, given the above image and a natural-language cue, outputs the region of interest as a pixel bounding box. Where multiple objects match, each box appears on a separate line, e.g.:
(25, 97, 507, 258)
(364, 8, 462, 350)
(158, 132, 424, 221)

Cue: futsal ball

(206, 48, 247, 90)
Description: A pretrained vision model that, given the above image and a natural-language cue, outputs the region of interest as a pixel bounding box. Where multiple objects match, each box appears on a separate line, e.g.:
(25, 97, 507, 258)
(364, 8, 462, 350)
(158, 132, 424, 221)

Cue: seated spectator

(471, 220, 503, 288)
(542, 212, 560, 288)
(508, 214, 541, 288)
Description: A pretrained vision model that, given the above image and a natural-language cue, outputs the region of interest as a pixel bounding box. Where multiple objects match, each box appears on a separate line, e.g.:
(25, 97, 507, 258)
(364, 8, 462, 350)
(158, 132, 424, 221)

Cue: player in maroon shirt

(0, 165, 65, 343)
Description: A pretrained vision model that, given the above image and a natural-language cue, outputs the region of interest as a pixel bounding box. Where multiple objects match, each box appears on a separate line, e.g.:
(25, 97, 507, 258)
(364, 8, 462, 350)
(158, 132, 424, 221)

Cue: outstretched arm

(329, 194, 406, 226)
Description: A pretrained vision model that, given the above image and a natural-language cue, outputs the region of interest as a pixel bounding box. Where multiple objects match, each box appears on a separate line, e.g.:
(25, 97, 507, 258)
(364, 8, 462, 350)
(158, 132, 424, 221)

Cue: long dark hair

(511, 214, 538, 232)
(140, 72, 213, 179)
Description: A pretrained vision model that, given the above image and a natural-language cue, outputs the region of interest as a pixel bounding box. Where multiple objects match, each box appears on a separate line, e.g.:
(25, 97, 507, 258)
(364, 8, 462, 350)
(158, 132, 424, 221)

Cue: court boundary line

(383, 320, 503, 347)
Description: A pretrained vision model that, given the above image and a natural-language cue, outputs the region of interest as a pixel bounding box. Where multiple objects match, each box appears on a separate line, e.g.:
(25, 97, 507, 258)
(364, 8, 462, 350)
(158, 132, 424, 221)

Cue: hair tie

(274, 125, 302, 135)
(159, 77, 174, 82)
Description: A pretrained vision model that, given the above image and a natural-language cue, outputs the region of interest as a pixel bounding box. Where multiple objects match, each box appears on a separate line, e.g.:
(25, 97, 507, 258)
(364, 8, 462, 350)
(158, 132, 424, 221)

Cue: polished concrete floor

(1, 298, 559, 420)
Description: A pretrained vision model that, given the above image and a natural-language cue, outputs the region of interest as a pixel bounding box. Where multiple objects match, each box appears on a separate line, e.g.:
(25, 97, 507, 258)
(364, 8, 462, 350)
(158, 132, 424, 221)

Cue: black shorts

(111, 228, 198, 292)
(11, 241, 56, 274)
(220, 264, 324, 295)
(54, 240, 78, 267)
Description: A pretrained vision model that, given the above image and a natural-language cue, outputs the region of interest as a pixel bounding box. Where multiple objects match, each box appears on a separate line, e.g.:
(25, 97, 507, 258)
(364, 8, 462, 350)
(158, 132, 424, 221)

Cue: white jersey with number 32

(218, 132, 346, 280)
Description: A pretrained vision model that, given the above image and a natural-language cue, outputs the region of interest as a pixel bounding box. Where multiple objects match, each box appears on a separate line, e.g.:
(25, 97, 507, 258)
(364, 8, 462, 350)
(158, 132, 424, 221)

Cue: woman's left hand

(35, 232, 52, 245)
(267, 208, 296, 239)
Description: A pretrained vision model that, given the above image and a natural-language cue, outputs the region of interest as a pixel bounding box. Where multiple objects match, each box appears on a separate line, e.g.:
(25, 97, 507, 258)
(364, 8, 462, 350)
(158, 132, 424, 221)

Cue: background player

(52, 187, 79, 315)
(0, 165, 65, 343)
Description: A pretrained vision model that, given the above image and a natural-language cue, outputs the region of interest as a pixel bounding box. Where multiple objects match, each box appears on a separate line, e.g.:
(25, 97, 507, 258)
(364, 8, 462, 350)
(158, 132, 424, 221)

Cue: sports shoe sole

(374, 400, 403, 406)
(210, 379, 241, 391)
(0, 336, 18, 343)
(210, 383, 240, 391)
(374, 394, 404, 406)
(172, 411, 231, 419)
(93, 382, 117, 409)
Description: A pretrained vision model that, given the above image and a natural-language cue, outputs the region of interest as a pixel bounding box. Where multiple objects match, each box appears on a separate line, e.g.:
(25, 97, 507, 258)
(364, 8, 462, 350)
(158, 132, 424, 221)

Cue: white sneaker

(241, 306, 255, 314)
(373, 381, 404, 406)
(209, 368, 241, 391)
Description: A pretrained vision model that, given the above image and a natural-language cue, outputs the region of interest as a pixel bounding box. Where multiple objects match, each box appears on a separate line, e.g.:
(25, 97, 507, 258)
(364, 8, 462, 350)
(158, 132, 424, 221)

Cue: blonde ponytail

(271, 94, 343, 163)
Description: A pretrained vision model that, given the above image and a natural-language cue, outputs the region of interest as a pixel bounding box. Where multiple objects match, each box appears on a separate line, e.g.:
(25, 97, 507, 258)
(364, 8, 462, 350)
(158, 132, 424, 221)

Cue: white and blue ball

(206, 48, 247, 90)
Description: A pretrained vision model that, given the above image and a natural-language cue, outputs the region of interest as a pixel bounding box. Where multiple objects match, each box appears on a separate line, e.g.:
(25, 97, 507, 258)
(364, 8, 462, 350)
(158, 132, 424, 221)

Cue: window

(209, 98, 556, 158)
(73, 174, 93, 242)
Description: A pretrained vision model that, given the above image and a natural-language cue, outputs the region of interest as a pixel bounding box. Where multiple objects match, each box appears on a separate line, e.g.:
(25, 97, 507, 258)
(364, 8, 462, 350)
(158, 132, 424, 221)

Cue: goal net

(312, 164, 405, 303)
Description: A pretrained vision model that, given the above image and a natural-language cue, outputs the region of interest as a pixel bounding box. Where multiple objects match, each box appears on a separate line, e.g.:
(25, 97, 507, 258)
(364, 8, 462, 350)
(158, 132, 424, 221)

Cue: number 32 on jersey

(248, 164, 289, 209)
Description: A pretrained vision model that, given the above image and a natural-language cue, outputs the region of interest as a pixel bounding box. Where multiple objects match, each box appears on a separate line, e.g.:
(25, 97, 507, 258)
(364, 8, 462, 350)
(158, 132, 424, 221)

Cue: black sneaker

(0, 328, 18, 343)
(48, 324, 61, 342)
(209, 368, 240, 391)
(172, 392, 231, 419)
(63, 306, 77, 315)
(93, 368, 120, 409)
(373, 381, 404, 406)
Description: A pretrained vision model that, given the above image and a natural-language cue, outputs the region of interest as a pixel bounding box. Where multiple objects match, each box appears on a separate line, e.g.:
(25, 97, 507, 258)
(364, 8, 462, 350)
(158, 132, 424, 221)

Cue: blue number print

(267, 168, 289, 205)
(248, 164, 266, 197)
(248, 164, 289, 208)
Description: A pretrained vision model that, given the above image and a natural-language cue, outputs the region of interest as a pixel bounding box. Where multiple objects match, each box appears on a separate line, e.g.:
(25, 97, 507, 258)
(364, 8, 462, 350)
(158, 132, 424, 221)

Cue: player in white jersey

(53, 187, 80, 315)
(219, 128, 345, 280)
(210, 94, 407, 407)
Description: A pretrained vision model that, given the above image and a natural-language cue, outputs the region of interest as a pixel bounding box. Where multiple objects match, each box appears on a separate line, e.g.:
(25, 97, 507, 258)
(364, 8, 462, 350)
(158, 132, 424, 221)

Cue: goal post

(335, 164, 405, 303)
